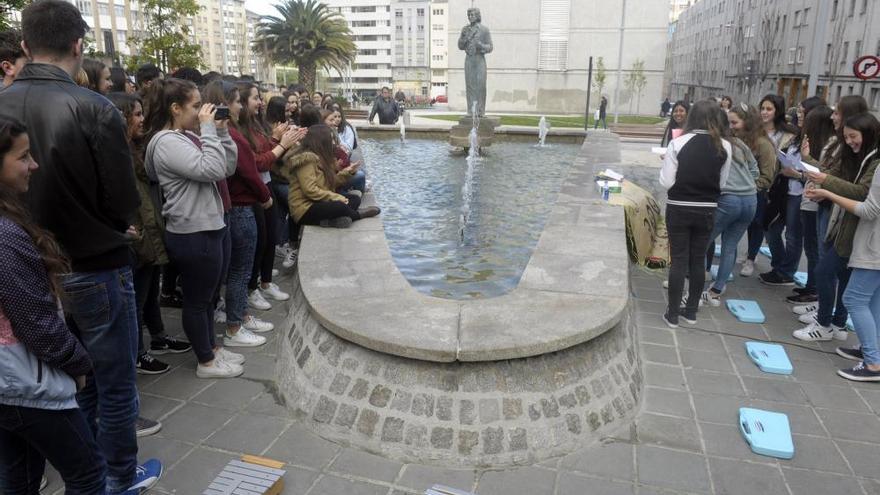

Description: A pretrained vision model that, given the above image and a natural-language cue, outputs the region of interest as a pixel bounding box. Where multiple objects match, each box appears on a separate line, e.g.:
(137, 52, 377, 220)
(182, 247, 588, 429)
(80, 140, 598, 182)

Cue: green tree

(253, 0, 356, 92)
(0, 0, 28, 31)
(624, 59, 647, 114)
(129, 0, 203, 73)
(592, 56, 607, 97)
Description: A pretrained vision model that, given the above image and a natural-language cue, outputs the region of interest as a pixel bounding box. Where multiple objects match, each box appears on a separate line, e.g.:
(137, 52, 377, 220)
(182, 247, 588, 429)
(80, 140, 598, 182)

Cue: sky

(244, 0, 278, 16)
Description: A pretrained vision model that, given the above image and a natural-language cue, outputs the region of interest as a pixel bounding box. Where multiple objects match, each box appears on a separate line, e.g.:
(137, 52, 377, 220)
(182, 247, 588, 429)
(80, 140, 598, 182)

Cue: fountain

(400, 119, 406, 143)
(538, 115, 550, 146)
(458, 103, 481, 242)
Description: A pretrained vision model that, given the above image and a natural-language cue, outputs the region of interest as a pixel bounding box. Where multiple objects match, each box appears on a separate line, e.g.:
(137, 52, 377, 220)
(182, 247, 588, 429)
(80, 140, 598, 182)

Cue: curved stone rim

(297, 132, 629, 362)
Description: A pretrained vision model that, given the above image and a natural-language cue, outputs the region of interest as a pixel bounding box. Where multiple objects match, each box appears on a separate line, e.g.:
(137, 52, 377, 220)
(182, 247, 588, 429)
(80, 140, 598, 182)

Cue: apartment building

(429, 0, 448, 98)
(72, 0, 142, 58)
(666, 0, 880, 108)
(190, 0, 248, 75)
(391, 0, 430, 97)
(323, 0, 394, 99)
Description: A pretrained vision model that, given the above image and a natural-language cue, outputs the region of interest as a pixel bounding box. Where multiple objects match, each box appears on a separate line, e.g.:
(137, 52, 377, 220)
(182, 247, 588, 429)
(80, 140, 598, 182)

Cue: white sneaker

(740, 260, 755, 277)
(793, 303, 819, 315)
(247, 290, 272, 310)
(832, 325, 849, 341)
(196, 359, 243, 378)
(275, 244, 291, 260)
(215, 347, 245, 365)
(214, 307, 226, 323)
(282, 249, 298, 269)
(224, 327, 267, 347)
(260, 282, 290, 301)
(798, 311, 819, 324)
(272, 268, 279, 277)
(793, 321, 834, 342)
(243, 315, 275, 333)
(662, 280, 669, 289)
(701, 290, 722, 307)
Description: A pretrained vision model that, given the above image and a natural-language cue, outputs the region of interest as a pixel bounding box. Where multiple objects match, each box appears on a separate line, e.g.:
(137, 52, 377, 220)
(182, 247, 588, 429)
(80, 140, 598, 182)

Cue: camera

(214, 105, 230, 120)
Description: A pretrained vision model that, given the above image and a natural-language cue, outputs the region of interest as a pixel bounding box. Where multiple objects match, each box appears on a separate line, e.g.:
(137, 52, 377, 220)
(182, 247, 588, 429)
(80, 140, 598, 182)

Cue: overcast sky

(244, 0, 278, 16)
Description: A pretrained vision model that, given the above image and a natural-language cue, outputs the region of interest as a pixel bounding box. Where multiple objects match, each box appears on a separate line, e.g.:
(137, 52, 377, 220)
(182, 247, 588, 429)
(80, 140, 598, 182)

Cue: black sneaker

(136, 416, 162, 437)
(836, 347, 864, 362)
(159, 292, 184, 308)
(678, 307, 697, 325)
(662, 312, 679, 328)
(759, 271, 795, 286)
(837, 362, 880, 382)
(150, 336, 191, 355)
(136, 353, 170, 375)
(786, 292, 818, 304)
(792, 287, 815, 295)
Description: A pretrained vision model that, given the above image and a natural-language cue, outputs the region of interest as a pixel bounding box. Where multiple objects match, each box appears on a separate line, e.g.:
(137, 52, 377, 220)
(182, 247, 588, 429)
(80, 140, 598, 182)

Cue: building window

(825, 43, 832, 64)
(417, 8, 424, 16)
(842, 41, 849, 64)
(788, 47, 796, 64)
(537, 0, 571, 71)
(855, 40, 863, 61)
(432, 24, 443, 30)
(351, 6, 376, 13)
(862, 0, 868, 14)
(793, 10, 800, 27)
(848, 0, 855, 16)
(117, 30, 126, 43)
(97, 2, 109, 15)
(395, 9, 402, 17)
(351, 20, 377, 27)
(832, 0, 839, 19)
(359, 49, 378, 56)
(796, 46, 804, 64)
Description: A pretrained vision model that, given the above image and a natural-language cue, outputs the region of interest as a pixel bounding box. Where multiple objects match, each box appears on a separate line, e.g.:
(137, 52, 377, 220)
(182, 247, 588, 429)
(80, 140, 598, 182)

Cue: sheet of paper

(651, 147, 666, 155)
(801, 162, 820, 173)
(777, 149, 802, 170)
(600, 169, 624, 181)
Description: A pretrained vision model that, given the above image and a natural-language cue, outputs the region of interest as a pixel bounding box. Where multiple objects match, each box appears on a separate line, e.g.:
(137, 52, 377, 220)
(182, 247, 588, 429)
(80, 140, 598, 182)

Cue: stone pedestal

(449, 116, 500, 149)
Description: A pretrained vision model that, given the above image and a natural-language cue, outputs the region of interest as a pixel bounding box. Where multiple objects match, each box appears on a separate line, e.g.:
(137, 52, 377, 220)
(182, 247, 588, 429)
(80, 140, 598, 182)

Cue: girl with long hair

(235, 82, 302, 312)
(143, 78, 244, 378)
(661, 101, 688, 146)
(285, 124, 380, 229)
(758, 94, 803, 286)
(322, 108, 366, 194)
(204, 80, 274, 345)
(732, 103, 779, 278)
(796, 111, 880, 342)
(0, 117, 106, 493)
(804, 115, 880, 381)
(106, 92, 192, 377)
(791, 96, 870, 338)
(264, 95, 298, 268)
(659, 100, 732, 327)
(701, 104, 759, 306)
(82, 58, 111, 95)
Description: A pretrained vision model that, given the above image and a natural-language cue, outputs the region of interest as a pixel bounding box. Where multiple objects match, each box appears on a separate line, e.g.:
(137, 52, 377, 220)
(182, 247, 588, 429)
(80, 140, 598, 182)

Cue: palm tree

(253, 0, 357, 92)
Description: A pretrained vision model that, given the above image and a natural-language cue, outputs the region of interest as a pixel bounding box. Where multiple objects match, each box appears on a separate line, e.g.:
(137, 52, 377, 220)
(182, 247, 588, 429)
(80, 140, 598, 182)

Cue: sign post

(853, 55, 880, 81)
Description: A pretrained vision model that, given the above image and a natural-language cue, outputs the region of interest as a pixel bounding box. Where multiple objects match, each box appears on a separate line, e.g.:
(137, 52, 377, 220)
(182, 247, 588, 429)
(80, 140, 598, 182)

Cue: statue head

(467, 8, 481, 24)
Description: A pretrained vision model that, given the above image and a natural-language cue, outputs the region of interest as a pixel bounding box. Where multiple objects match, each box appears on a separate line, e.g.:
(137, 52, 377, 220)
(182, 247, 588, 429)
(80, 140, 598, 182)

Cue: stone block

(502, 398, 522, 420)
(479, 399, 500, 424)
(458, 430, 479, 455)
(357, 409, 379, 437)
(566, 413, 582, 434)
(328, 373, 351, 396)
(313, 396, 338, 424)
(390, 390, 412, 412)
(575, 385, 591, 405)
(381, 417, 404, 443)
(540, 397, 560, 418)
(296, 347, 311, 368)
(436, 396, 454, 421)
(460, 399, 476, 425)
(349, 378, 369, 400)
(431, 427, 454, 450)
(509, 428, 528, 451)
(587, 411, 602, 431)
(412, 393, 435, 417)
(528, 403, 541, 421)
(482, 427, 504, 455)
(404, 424, 428, 448)
(368, 385, 392, 408)
(334, 403, 358, 428)
(559, 393, 577, 409)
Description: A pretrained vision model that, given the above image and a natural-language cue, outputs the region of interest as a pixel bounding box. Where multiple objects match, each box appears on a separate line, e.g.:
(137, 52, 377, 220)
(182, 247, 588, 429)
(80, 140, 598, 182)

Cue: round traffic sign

(853, 55, 880, 80)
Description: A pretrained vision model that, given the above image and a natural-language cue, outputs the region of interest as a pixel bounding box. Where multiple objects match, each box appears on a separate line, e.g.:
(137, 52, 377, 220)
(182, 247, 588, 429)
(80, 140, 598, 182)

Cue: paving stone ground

(41, 252, 880, 495)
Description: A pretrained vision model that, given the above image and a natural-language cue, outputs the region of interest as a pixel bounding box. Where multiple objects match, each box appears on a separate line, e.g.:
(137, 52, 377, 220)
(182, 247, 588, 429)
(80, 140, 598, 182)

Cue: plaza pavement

(39, 253, 880, 495)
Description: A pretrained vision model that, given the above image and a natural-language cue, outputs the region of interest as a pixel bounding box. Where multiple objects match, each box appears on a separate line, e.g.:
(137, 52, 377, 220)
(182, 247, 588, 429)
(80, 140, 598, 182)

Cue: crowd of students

(659, 91, 880, 383)
(0, 1, 379, 492)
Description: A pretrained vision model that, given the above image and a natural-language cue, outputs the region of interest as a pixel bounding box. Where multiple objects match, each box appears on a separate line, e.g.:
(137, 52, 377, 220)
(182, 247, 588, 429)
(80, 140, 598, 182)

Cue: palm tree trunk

(300, 63, 317, 93)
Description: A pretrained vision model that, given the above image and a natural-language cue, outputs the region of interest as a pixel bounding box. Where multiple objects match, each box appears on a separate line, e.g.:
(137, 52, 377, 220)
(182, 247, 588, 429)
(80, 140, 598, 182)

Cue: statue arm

(457, 26, 470, 49)
(479, 27, 493, 54)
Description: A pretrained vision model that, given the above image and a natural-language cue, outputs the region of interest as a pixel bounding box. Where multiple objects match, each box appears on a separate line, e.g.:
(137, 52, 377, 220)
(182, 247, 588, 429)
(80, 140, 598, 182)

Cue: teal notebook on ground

(745, 342, 793, 375)
(739, 407, 794, 459)
(759, 246, 771, 258)
(793, 272, 808, 288)
(710, 265, 734, 282)
(727, 299, 765, 323)
(714, 244, 721, 257)
(847, 315, 854, 331)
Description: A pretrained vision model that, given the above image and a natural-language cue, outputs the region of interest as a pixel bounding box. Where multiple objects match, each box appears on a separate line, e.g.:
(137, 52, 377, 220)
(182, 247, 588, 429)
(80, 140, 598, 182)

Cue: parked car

(434, 95, 448, 103)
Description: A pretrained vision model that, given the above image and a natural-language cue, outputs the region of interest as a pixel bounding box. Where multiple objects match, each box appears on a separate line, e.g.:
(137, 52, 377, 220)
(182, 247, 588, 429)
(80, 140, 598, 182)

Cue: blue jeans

(0, 405, 106, 494)
(226, 207, 258, 327)
(594, 116, 607, 129)
(766, 194, 803, 278)
(843, 268, 880, 365)
(342, 170, 366, 194)
(164, 230, 224, 363)
(61, 268, 138, 493)
(746, 190, 767, 260)
(815, 242, 851, 328)
(709, 194, 756, 293)
(800, 209, 819, 291)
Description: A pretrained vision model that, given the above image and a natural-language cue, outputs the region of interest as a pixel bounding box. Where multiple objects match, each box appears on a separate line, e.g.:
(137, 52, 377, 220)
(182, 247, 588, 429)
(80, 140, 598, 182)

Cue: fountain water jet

(458, 102, 481, 242)
(538, 116, 550, 147)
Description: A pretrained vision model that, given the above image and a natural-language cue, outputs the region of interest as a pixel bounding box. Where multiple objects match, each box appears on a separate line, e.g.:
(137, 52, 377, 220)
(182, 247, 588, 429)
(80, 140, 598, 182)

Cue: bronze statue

(458, 8, 492, 117)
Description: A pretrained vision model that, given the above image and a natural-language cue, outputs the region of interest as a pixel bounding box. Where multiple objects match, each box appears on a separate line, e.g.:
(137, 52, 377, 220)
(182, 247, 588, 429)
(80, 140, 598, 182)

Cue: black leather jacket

(0, 63, 139, 271)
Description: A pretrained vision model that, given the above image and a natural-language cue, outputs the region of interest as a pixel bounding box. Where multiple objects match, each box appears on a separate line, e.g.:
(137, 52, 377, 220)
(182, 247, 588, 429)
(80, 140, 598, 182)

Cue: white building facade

(323, 0, 394, 99)
(391, 0, 430, 97)
(429, 0, 449, 98)
(445, 0, 669, 115)
(72, 0, 142, 59)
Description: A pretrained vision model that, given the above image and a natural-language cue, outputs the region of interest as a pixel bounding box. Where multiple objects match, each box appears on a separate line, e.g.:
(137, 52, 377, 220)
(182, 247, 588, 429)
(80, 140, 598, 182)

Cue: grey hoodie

(145, 123, 237, 234)
(850, 160, 880, 271)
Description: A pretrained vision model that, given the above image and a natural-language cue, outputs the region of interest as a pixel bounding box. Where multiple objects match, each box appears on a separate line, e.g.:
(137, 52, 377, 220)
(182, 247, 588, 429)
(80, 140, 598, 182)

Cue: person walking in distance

(0, 1, 163, 492)
(368, 87, 401, 125)
(594, 96, 608, 130)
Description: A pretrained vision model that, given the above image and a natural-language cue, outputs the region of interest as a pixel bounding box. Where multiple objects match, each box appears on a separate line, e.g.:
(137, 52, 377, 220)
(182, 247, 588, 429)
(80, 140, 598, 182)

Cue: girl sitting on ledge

(284, 125, 380, 229)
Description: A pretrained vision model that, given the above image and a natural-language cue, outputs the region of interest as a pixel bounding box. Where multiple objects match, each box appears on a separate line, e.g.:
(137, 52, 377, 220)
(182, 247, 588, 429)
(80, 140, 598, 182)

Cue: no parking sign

(853, 55, 880, 80)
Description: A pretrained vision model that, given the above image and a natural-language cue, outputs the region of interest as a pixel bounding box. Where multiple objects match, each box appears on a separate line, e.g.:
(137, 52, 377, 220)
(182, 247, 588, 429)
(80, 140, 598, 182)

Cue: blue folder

(793, 272, 808, 288)
(739, 407, 794, 459)
(759, 246, 772, 258)
(745, 342, 793, 375)
(727, 299, 765, 323)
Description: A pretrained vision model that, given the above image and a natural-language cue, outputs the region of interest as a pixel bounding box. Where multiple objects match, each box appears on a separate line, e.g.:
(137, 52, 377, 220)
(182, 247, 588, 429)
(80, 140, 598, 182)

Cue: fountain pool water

(360, 136, 580, 299)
